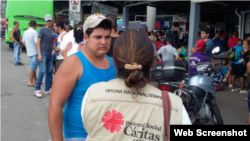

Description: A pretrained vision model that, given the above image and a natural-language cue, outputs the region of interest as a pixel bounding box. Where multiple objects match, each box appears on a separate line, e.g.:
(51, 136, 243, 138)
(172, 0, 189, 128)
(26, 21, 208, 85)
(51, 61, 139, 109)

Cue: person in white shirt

(53, 20, 67, 73)
(60, 28, 74, 56)
(157, 38, 179, 61)
(63, 27, 84, 58)
(22, 20, 38, 87)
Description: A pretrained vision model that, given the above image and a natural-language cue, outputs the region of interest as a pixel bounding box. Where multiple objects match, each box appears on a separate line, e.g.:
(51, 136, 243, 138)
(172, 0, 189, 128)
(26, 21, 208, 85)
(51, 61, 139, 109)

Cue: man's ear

(84, 33, 89, 43)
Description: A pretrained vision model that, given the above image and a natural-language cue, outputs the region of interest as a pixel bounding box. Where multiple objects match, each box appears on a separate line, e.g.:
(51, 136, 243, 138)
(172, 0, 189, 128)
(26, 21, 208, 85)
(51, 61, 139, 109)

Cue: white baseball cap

(44, 14, 52, 21)
(83, 13, 114, 33)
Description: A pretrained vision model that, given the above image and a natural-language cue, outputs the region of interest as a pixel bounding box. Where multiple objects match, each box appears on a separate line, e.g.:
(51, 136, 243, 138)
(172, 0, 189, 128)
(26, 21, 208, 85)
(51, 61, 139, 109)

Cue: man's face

(53, 23, 58, 32)
(84, 28, 111, 57)
(15, 22, 20, 27)
(46, 20, 53, 28)
(200, 31, 209, 39)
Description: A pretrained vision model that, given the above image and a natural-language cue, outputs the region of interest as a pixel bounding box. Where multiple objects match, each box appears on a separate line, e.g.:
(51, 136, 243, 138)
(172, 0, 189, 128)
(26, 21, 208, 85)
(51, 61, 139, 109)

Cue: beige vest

(83, 78, 183, 141)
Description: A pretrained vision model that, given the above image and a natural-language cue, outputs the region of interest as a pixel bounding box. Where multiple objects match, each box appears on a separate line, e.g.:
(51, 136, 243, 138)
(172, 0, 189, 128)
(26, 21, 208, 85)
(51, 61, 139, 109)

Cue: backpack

(230, 46, 238, 62)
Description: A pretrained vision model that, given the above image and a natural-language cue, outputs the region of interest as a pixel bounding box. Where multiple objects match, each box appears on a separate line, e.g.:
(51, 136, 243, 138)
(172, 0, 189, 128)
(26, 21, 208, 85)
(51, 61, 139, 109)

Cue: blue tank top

(178, 47, 186, 57)
(63, 51, 117, 138)
(220, 66, 229, 75)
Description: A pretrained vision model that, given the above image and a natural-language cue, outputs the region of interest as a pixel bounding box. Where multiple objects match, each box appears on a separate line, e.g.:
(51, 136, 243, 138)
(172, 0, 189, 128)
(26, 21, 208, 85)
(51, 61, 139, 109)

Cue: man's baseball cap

(44, 14, 52, 21)
(83, 13, 114, 33)
(138, 24, 148, 32)
(194, 39, 206, 51)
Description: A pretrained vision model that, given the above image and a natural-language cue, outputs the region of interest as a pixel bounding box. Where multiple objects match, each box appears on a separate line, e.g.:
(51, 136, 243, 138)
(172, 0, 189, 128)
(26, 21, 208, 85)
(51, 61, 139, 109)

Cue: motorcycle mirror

(212, 47, 220, 54)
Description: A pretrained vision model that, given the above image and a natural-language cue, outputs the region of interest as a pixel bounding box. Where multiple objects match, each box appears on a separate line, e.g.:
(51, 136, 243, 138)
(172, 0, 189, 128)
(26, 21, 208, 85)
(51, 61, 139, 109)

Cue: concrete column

(147, 6, 156, 32)
(122, 7, 129, 28)
(188, 2, 200, 60)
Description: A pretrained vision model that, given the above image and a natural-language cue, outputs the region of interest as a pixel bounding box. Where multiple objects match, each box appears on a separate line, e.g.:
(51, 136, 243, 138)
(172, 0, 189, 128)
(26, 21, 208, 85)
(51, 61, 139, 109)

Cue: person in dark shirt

(213, 31, 224, 53)
(11, 21, 23, 66)
(179, 54, 188, 72)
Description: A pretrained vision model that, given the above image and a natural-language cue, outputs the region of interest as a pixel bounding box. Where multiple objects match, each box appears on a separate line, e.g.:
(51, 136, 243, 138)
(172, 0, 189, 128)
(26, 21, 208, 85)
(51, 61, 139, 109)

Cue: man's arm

(247, 62, 250, 74)
(157, 55, 162, 62)
(37, 38, 42, 62)
(174, 48, 179, 60)
(53, 40, 56, 50)
(48, 55, 82, 141)
(175, 54, 179, 60)
(156, 47, 162, 61)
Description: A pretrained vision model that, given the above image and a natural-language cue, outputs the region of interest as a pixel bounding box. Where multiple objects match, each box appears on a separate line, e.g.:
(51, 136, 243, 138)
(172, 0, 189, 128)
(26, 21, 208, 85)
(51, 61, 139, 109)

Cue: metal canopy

(124, 0, 163, 7)
(54, 1, 250, 21)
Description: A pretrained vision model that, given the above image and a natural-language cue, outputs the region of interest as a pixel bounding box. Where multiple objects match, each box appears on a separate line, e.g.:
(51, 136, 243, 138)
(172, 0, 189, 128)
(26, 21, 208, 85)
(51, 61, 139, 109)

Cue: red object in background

(228, 37, 240, 50)
(214, 86, 223, 91)
(155, 21, 160, 30)
(157, 61, 162, 65)
(156, 41, 164, 51)
(159, 84, 171, 91)
(220, 33, 226, 40)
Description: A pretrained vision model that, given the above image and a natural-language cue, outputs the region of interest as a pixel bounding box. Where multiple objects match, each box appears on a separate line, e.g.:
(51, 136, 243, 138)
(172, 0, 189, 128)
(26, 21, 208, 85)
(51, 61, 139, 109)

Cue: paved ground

(1, 39, 249, 141)
(1, 40, 51, 141)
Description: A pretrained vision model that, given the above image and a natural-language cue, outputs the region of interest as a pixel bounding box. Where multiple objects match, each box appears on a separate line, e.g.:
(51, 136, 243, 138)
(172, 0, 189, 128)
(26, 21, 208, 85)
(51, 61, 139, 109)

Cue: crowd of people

(146, 23, 250, 125)
(12, 13, 191, 141)
(10, 12, 250, 141)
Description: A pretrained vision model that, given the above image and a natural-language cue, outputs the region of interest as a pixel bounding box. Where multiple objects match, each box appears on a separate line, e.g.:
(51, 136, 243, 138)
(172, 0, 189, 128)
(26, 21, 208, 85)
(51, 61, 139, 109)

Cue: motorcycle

(151, 47, 224, 125)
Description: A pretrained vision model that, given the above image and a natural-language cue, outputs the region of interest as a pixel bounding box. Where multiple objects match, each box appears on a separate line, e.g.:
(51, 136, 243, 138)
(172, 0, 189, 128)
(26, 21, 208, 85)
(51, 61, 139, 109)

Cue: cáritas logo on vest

(102, 110, 125, 133)
(102, 110, 161, 141)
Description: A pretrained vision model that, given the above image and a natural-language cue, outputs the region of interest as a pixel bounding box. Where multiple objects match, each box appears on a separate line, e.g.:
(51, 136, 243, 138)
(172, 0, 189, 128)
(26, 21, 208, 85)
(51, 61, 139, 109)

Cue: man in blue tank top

(48, 13, 117, 141)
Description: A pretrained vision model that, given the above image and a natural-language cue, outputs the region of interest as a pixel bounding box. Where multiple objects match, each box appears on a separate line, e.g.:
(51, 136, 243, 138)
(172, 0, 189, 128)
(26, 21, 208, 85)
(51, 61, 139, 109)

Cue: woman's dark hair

(85, 20, 112, 36)
(74, 27, 83, 44)
(222, 59, 228, 65)
(113, 29, 154, 89)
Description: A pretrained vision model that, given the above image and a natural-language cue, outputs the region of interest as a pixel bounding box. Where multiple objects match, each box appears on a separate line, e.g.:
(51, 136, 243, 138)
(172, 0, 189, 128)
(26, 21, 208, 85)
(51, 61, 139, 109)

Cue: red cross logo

(102, 110, 124, 133)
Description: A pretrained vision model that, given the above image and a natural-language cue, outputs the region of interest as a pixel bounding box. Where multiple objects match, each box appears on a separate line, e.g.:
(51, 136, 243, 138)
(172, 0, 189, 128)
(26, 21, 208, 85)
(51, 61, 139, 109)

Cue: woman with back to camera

(81, 29, 191, 141)
(64, 27, 85, 59)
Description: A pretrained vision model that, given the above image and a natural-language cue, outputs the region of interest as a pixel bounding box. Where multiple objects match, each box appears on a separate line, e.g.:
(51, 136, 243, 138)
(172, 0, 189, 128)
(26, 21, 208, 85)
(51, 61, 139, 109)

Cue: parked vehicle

(4, 0, 54, 48)
(151, 59, 224, 125)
